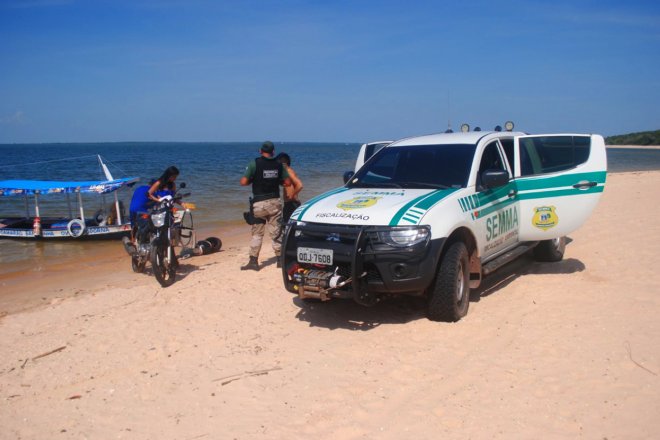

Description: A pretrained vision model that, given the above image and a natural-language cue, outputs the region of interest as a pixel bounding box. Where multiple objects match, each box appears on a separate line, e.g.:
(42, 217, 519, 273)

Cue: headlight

(292, 220, 306, 237)
(378, 226, 430, 247)
(151, 211, 167, 227)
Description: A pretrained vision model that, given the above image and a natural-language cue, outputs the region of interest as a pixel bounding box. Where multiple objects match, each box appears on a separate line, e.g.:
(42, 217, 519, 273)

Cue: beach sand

(1, 171, 659, 439)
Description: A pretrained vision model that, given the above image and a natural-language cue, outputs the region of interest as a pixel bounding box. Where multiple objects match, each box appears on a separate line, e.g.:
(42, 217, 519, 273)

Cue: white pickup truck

(281, 125, 607, 321)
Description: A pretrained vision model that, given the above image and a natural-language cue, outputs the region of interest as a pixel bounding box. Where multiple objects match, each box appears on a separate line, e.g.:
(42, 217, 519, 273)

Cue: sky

(0, 0, 659, 143)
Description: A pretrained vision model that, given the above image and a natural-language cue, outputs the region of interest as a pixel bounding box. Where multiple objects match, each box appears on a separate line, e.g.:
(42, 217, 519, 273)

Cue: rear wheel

(427, 242, 470, 322)
(150, 243, 177, 287)
(533, 236, 566, 262)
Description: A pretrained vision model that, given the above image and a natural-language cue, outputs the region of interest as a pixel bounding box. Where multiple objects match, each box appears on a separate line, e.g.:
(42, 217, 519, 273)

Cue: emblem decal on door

(532, 206, 558, 230)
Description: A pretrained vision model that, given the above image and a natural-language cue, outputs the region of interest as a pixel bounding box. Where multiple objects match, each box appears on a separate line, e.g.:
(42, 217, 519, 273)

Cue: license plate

(297, 247, 333, 265)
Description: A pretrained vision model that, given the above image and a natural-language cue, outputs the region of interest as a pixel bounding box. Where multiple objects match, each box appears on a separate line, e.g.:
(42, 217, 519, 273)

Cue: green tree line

(606, 130, 660, 146)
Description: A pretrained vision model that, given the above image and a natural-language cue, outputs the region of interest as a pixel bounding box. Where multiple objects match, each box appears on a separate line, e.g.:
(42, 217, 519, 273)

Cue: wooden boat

(0, 155, 139, 239)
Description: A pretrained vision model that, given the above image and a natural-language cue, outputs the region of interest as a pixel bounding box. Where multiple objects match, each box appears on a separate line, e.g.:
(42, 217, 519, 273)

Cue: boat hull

(0, 219, 131, 240)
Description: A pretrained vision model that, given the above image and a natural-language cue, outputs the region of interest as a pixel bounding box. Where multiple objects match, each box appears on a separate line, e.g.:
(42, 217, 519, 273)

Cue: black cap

(261, 141, 275, 153)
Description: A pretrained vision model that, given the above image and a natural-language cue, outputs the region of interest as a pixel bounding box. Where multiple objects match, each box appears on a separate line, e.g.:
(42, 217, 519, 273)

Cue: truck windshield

(348, 144, 476, 189)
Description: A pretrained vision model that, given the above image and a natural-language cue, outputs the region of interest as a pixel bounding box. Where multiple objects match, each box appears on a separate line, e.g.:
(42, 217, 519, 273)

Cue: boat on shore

(0, 155, 139, 240)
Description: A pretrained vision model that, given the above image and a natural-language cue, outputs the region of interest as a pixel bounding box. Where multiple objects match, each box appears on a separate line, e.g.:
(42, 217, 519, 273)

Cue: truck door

(513, 134, 607, 241)
(474, 140, 519, 259)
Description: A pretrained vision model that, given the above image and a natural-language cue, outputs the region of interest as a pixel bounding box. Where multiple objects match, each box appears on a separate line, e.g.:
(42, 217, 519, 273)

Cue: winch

(293, 268, 349, 301)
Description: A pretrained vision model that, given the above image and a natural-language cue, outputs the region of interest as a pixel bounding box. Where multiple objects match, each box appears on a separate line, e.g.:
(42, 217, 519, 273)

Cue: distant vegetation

(606, 130, 660, 146)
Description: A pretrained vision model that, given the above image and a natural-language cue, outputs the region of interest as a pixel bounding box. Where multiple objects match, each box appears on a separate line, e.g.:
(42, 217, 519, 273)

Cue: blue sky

(0, 0, 658, 143)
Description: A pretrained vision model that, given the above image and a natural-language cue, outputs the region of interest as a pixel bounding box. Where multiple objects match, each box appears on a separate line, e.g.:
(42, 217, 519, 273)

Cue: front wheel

(533, 236, 566, 262)
(150, 242, 177, 287)
(427, 242, 470, 322)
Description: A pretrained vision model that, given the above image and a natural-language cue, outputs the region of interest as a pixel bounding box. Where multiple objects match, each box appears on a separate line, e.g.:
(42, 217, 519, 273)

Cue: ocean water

(1, 143, 659, 271)
(0, 142, 360, 270)
(0, 142, 360, 225)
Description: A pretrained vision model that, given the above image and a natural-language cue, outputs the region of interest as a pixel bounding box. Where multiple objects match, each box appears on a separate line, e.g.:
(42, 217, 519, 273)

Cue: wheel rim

(456, 261, 465, 302)
(156, 249, 173, 280)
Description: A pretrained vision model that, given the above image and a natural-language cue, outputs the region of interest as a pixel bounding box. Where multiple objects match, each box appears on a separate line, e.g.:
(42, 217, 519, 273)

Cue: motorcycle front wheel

(150, 243, 177, 287)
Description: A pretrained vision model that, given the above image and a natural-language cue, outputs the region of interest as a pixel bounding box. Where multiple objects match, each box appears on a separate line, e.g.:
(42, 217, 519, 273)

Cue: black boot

(241, 256, 259, 271)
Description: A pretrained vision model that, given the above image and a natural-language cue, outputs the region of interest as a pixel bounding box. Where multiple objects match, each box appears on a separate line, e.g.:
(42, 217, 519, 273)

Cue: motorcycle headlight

(378, 226, 430, 247)
(151, 211, 167, 227)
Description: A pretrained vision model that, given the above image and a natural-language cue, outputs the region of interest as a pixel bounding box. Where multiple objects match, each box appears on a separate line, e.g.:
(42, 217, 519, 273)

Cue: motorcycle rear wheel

(150, 243, 177, 287)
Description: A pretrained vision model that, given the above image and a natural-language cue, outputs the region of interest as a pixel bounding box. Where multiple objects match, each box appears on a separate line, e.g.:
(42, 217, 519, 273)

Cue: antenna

(446, 91, 452, 131)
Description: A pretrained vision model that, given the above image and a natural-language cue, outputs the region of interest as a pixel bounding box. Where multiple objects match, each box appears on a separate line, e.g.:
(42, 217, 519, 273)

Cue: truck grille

(286, 223, 383, 284)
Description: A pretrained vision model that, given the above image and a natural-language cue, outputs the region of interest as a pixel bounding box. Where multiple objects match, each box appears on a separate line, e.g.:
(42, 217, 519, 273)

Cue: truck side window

(500, 138, 514, 170)
(520, 136, 591, 176)
(477, 142, 507, 189)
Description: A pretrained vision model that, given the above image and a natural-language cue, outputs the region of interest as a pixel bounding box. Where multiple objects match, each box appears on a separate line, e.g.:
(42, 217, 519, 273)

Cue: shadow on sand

(293, 242, 585, 330)
(136, 249, 228, 286)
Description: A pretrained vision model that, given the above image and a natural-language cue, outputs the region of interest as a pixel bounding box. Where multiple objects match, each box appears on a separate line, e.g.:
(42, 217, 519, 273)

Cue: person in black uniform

(239, 141, 292, 271)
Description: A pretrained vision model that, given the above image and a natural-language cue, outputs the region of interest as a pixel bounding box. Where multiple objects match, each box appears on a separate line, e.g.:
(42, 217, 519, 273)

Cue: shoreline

(1, 170, 659, 438)
(0, 220, 252, 316)
(1, 169, 658, 316)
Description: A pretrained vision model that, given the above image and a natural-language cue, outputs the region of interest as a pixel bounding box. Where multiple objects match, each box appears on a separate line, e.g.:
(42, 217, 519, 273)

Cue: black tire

(93, 210, 106, 225)
(427, 241, 470, 322)
(205, 236, 222, 253)
(533, 236, 566, 262)
(150, 243, 177, 287)
(196, 240, 213, 255)
(131, 256, 146, 273)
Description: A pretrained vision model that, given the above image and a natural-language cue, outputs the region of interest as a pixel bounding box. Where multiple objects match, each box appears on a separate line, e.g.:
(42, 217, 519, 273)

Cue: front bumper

(281, 222, 444, 305)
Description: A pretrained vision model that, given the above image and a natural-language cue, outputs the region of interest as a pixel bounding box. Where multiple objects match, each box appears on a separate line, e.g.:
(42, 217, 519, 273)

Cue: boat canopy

(0, 177, 139, 197)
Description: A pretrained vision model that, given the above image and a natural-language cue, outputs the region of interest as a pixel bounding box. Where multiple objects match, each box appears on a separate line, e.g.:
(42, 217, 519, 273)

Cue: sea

(1, 142, 659, 273)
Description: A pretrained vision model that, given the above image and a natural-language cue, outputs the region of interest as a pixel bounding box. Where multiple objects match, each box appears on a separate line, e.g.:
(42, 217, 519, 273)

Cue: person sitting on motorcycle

(129, 181, 154, 226)
(148, 166, 179, 204)
(124, 166, 179, 254)
(125, 181, 155, 254)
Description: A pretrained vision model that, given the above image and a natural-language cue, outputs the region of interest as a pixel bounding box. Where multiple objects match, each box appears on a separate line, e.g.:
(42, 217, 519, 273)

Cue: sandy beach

(1, 171, 659, 439)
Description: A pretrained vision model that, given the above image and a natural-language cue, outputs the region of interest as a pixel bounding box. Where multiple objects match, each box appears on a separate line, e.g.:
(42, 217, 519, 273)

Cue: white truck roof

(392, 131, 525, 147)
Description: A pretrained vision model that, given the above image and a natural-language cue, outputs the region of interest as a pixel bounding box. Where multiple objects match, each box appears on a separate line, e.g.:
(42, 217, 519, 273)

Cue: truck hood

(291, 186, 458, 226)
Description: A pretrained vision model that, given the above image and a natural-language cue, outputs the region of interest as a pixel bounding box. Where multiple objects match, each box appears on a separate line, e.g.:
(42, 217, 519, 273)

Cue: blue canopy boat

(0, 155, 139, 239)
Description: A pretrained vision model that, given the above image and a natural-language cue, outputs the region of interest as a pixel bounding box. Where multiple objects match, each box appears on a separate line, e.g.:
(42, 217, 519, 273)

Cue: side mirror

(481, 169, 509, 189)
(179, 182, 187, 189)
(343, 171, 355, 184)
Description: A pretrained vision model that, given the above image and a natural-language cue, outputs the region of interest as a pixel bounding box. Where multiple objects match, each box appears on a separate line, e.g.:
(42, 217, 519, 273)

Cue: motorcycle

(129, 183, 195, 287)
